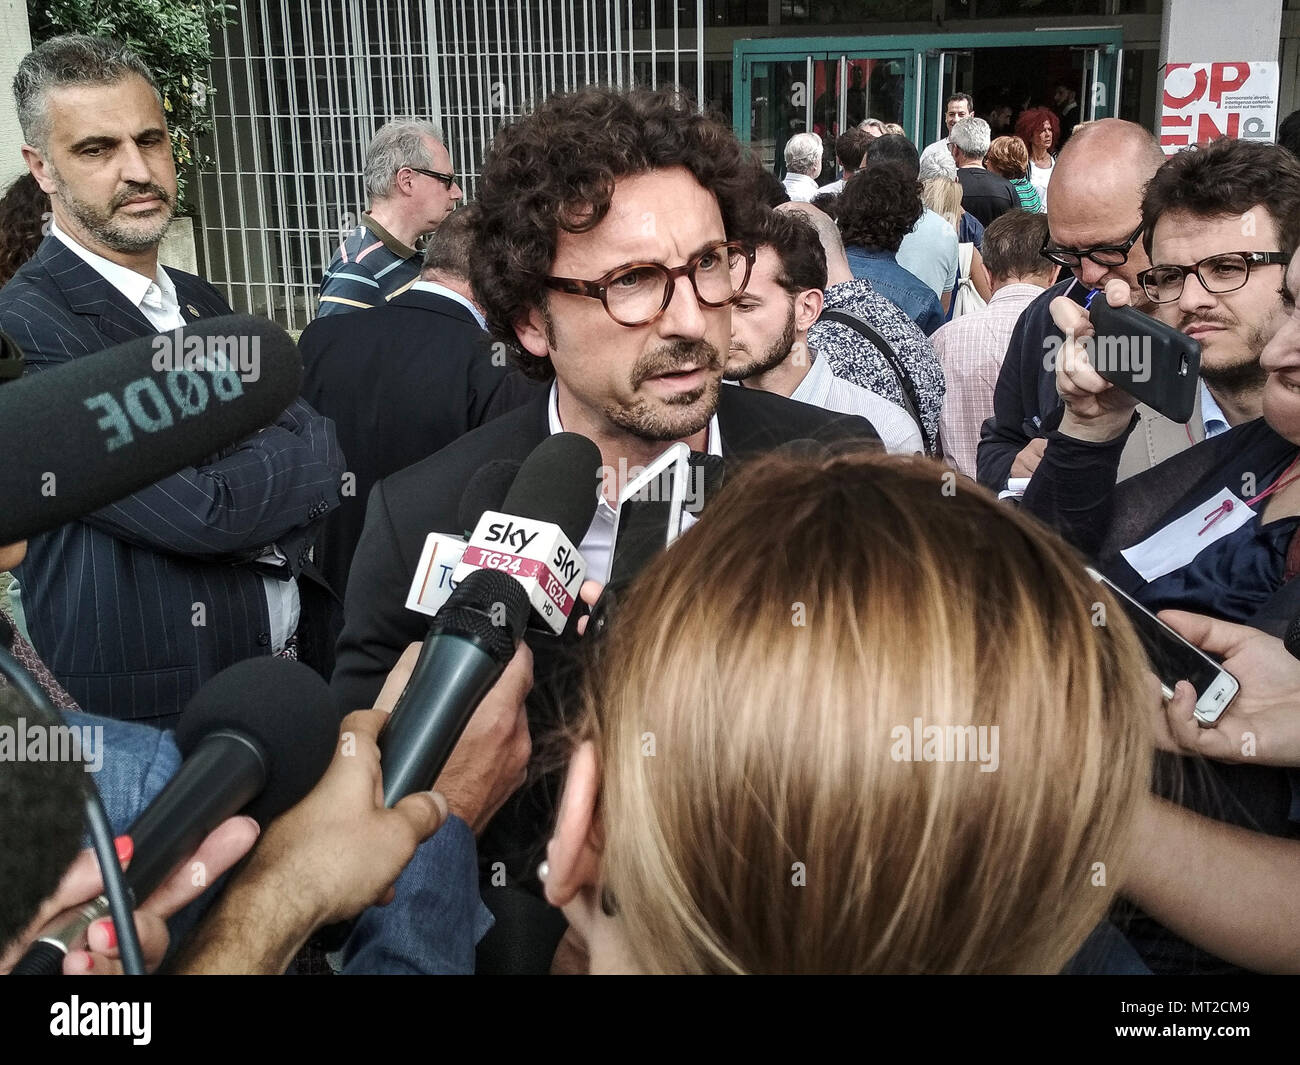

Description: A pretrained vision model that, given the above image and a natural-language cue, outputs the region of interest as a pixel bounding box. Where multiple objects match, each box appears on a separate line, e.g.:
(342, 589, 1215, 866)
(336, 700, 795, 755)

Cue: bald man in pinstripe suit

(1, 35, 345, 725)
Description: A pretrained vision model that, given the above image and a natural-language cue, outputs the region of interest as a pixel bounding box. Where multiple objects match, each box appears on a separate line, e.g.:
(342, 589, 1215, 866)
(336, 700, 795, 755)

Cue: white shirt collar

(1200, 380, 1230, 438)
(789, 356, 829, 407)
(49, 216, 178, 316)
(409, 279, 487, 329)
(547, 381, 723, 464)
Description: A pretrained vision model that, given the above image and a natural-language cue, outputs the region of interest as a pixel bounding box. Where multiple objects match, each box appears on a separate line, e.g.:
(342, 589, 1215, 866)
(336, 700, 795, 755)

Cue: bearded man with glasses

(331, 86, 881, 974)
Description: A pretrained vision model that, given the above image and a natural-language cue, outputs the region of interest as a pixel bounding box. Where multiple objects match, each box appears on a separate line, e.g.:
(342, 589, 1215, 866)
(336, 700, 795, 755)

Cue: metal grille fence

(195, 1, 705, 330)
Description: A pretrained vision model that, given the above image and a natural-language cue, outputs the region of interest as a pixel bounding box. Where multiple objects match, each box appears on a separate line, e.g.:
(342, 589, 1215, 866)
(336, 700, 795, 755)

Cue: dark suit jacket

(330, 384, 879, 971)
(332, 384, 882, 714)
(299, 287, 529, 611)
(976, 278, 1207, 490)
(0, 236, 344, 726)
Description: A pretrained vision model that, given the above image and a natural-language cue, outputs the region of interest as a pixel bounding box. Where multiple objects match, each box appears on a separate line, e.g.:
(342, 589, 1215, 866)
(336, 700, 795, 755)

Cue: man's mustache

(111, 184, 172, 210)
(631, 340, 722, 388)
(1177, 311, 1234, 331)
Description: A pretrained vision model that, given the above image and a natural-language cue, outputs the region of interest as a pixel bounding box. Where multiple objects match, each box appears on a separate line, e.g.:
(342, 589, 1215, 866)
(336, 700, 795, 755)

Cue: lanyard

(1201, 454, 1300, 535)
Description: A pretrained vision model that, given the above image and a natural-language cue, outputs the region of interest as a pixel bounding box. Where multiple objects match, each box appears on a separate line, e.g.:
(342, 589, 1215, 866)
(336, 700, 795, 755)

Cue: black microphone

(457, 460, 522, 538)
(0, 316, 302, 542)
(379, 433, 601, 805)
(1285, 611, 1300, 661)
(11, 657, 338, 975)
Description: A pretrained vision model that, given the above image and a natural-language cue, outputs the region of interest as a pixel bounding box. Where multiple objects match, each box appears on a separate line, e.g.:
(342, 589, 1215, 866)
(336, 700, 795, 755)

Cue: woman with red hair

(1016, 107, 1060, 209)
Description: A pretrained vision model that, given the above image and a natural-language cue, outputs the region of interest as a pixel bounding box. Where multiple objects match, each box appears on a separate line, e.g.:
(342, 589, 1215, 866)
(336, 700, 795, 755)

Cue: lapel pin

(186, 303, 200, 317)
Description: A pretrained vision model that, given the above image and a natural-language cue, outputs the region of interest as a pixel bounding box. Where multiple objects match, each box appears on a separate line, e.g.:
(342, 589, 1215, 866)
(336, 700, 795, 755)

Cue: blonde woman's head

(921, 176, 963, 230)
(544, 451, 1153, 974)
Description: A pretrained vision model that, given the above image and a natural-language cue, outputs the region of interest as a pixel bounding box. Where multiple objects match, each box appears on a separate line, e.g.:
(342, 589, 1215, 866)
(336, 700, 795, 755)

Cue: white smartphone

(605, 442, 691, 592)
(1087, 568, 1239, 726)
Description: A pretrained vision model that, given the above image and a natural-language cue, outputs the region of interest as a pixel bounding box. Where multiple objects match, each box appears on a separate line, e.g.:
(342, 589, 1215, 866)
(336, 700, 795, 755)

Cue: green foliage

(31, 0, 236, 211)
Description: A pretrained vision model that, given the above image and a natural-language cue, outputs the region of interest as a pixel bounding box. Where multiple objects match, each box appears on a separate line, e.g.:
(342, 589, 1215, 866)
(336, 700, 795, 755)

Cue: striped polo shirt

(316, 212, 421, 317)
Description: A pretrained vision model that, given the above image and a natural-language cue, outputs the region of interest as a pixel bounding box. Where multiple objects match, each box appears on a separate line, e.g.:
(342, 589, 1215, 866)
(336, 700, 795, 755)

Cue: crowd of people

(2, 32, 1300, 977)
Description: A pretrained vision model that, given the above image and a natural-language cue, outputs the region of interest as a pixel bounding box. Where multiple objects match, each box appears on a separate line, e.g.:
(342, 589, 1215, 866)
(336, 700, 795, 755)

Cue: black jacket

(300, 287, 532, 610)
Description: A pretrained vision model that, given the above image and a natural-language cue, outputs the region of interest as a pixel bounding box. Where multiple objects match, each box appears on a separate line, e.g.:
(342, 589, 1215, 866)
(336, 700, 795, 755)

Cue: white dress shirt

(1200, 381, 1230, 439)
(51, 218, 298, 651)
(547, 383, 722, 584)
(50, 218, 185, 331)
(790, 356, 923, 454)
(782, 173, 820, 203)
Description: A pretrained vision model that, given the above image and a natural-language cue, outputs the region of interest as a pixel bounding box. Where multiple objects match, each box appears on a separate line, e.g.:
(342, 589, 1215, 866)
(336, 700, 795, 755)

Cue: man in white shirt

(726, 210, 922, 453)
(0, 34, 343, 725)
(921, 92, 973, 160)
(781, 132, 823, 202)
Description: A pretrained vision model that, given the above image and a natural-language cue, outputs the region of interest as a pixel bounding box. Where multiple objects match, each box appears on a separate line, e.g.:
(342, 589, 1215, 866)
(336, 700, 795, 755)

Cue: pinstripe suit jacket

(0, 236, 345, 725)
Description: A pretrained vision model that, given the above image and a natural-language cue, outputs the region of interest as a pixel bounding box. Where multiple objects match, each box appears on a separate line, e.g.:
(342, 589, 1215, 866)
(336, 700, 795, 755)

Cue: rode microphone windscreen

(0, 315, 301, 542)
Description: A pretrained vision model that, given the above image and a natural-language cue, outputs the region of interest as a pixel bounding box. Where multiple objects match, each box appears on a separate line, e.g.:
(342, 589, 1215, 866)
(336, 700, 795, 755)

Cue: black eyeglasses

(407, 166, 457, 190)
(543, 241, 756, 327)
(1138, 251, 1290, 304)
(1041, 222, 1146, 269)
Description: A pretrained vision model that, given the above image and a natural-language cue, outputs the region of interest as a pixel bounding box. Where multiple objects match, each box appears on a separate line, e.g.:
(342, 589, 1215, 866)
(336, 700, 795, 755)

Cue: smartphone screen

(608, 495, 676, 594)
(1087, 569, 1238, 725)
(605, 443, 689, 594)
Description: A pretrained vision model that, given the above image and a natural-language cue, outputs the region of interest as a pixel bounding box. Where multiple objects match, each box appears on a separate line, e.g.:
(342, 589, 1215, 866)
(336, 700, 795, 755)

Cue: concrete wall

(0, 0, 31, 185)
(1160, 0, 1283, 66)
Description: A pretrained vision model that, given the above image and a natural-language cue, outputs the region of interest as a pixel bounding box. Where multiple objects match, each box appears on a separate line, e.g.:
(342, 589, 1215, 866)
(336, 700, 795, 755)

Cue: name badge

(1120, 487, 1254, 583)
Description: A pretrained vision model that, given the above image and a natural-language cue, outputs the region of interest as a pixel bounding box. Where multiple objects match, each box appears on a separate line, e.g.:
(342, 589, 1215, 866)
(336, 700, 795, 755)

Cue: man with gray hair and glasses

(317, 118, 462, 316)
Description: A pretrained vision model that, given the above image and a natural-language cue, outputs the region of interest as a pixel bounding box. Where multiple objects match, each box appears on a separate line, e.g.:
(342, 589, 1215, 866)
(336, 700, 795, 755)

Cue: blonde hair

(987, 135, 1030, 181)
(575, 452, 1153, 974)
(921, 177, 963, 229)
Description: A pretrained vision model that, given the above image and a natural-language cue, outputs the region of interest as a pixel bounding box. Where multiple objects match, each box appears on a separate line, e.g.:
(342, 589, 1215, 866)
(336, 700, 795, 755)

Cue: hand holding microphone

(0, 817, 259, 976)
(8, 655, 339, 976)
(176, 707, 452, 975)
(376, 640, 533, 836)
(379, 432, 600, 806)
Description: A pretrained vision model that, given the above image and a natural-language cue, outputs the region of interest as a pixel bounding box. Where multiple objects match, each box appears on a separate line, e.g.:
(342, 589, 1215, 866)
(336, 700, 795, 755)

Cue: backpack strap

(818, 308, 934, 455)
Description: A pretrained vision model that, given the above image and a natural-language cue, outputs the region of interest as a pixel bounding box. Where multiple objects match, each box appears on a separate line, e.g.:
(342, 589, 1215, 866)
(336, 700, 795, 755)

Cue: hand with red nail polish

(1, 816, 259, 975)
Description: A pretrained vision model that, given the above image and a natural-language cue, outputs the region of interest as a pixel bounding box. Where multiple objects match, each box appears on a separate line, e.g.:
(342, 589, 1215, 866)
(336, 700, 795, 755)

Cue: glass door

(746, 55, 811, 177)
(737, 47, 917, 178)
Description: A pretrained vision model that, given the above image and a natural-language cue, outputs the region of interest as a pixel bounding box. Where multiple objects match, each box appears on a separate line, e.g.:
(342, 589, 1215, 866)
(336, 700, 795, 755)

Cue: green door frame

(733, 28, 1124, 149)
